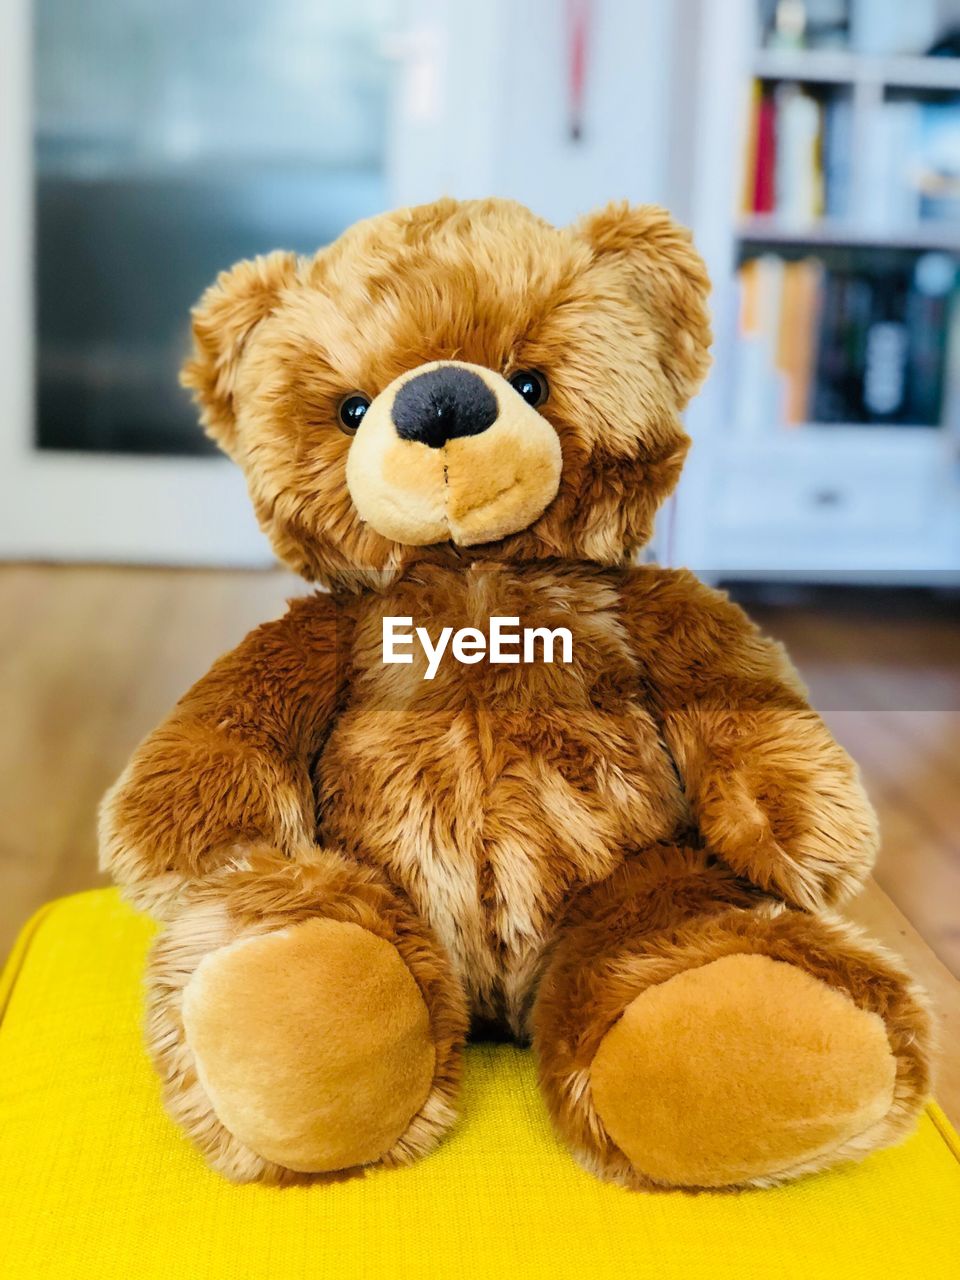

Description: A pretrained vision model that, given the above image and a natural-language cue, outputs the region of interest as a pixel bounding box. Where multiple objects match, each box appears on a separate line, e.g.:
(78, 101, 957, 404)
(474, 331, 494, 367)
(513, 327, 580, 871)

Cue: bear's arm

(620, 567, 877, 910)
(99, 592, 351, 916)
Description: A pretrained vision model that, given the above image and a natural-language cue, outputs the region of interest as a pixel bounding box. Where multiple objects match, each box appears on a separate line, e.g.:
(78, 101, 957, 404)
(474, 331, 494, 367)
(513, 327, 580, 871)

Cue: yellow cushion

(1, 890, 958, 1280)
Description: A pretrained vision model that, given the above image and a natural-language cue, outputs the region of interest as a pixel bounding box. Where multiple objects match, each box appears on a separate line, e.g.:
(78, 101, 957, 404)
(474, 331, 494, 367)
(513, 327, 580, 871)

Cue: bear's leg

(532, 846, 932, 1190)
(146, 849, 468, 1184)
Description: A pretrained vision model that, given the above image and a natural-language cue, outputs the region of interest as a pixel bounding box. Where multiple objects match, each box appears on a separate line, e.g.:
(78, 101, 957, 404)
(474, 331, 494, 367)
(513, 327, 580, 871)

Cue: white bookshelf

(737, 215, 960, 253)
(753, 48, 960, 91)
(675, 0, 960, 585)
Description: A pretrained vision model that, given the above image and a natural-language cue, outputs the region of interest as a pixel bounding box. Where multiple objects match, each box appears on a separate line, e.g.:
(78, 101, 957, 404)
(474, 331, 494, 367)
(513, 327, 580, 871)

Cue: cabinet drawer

(714, 449, 937, 536)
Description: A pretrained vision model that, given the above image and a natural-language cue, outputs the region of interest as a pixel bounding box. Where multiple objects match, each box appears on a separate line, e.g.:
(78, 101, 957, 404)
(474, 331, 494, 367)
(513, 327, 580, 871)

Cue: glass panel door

(34, 0, 396, 457)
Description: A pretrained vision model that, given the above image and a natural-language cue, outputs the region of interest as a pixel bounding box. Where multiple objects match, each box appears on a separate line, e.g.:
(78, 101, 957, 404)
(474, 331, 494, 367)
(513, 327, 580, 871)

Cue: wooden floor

(3, 564, 959, 1116)
(748, 586, 960, 978)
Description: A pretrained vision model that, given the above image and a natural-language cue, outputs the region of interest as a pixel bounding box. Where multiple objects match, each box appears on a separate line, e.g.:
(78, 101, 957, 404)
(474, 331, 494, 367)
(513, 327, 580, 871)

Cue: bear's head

(182, 198, 711, 589)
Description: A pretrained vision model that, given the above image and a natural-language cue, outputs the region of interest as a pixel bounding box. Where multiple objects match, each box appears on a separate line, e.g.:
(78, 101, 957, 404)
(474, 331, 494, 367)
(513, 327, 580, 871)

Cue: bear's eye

(509, 369, 548, 408)
(337, 392, 371, 434)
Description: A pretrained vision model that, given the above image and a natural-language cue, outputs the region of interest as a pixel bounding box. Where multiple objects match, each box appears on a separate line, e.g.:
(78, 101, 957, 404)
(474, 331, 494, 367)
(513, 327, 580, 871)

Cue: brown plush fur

(533, 847, 930, 1190)
(144, 849, 467, 1184)
(100, 198, 932, 1189)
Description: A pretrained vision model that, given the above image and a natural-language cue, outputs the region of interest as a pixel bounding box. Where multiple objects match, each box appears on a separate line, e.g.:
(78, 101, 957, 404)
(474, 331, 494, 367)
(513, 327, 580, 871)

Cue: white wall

(389, 0, 682, 226)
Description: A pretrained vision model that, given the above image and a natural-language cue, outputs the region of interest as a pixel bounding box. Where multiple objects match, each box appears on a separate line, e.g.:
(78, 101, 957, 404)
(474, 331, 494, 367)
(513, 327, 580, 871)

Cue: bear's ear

(180, 250, 299, 451)
(575, 203, 712, 408)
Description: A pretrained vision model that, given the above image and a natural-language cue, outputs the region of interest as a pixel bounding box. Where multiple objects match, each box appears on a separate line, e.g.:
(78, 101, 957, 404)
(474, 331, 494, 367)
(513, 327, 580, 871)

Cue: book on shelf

(743, 81, 829, 223)
(749, 82, 778, 214)
(742, 83, 960, 232)
(733, 255, 783, 435)
(762, 0, 850, 52)
(943, 290, 960, 442)
(914, 105, 960, 224)
(779, 258, 825, 423)
(859, 99, 960, 230)
(732, 250, 957, 432)
(821, 94, 852, 219)
(904, 254, 954, 424)
(734, 255, 823, 432)
(776, 84, 824, 223)
(861, 102, 922, 231)
(760, 0, 941, 55)
(848, 0, 939, 57)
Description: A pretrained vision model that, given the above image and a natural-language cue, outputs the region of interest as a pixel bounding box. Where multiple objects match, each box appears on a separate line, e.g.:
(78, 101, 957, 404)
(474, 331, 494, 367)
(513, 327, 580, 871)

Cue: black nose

(391, 366, 498, 449)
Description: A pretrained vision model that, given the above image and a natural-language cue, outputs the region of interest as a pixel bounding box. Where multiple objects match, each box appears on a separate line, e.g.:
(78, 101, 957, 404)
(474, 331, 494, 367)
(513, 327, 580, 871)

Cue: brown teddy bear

(100, 197, 932, 1190)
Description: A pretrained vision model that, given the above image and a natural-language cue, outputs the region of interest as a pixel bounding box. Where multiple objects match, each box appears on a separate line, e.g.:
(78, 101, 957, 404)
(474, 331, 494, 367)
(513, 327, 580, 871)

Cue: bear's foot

(182, 919, 436, 1174)
(146, 851, 468, 1182)
(533, 848, 933, 1191)
(589, 953, 896, 1188)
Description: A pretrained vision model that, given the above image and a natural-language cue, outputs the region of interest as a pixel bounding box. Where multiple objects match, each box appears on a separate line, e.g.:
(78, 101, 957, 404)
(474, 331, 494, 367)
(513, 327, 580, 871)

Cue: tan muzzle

(345, 361, 562, 547)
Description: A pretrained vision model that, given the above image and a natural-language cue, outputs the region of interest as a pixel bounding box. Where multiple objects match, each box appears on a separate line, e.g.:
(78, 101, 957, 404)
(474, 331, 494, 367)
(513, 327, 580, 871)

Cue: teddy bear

(99, 197, 932, 1190)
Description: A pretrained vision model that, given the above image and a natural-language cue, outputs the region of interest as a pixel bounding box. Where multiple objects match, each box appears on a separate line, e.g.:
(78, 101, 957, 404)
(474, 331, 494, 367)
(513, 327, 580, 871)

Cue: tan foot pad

(590, 953, 897, 1188)
(182, 918, 436, 1173)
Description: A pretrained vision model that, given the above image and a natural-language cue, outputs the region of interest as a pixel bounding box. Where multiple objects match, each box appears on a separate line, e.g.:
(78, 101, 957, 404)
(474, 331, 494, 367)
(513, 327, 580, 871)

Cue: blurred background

(0, 2, 957, 1000)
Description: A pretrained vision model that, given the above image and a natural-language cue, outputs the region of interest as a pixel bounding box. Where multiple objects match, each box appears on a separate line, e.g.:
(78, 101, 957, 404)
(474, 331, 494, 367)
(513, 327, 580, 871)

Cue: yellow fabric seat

(1, 890, 958, 1280)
